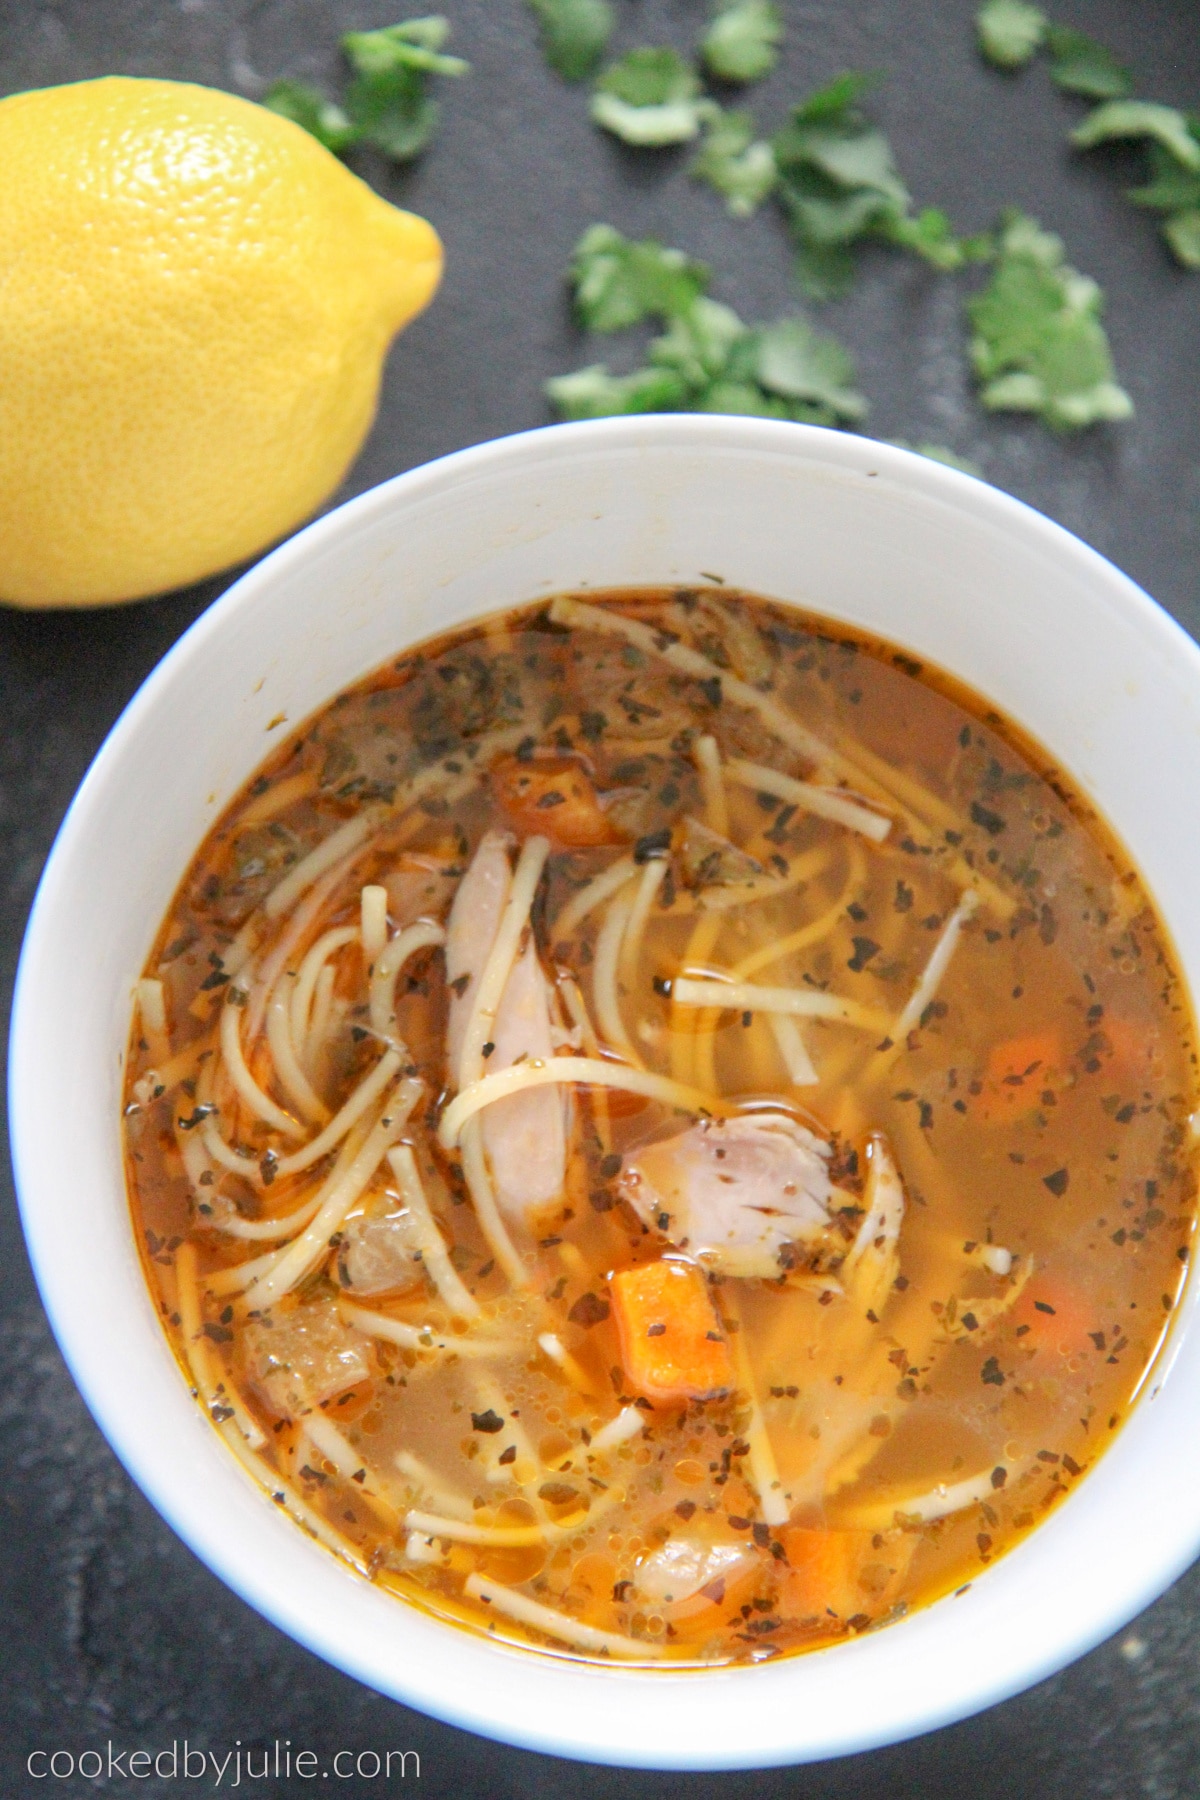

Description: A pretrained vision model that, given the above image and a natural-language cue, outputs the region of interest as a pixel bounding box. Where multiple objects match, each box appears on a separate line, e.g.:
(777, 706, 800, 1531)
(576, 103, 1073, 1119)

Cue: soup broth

(124, 589, 1198, 1666)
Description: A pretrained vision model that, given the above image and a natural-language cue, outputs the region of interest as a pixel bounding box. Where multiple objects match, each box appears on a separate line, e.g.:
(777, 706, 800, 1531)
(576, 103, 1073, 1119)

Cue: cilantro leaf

(552, 228, 865, 427)
(751, 317, 866, 423)
(1127, 142, 1200, 214)
(591, 48, 715, 146)
(342, 16, 468, 160)
(527, 0, 614, 82)
(1076, 109, 1200, 269)
(773, 73, 908, 270)
(773, 73, 981, 293)
(884, 208, 995, 271)
(1046, 27, 1132, 101)
(1163, 210, 1200, 269)
(691, 108, 778, 216)
(343, 16, 468, 77)
(976, 0, 1046, 70)
(701, 1, 784, 86)
(966, 211, 1132, 429)
(649, 297, 749, 389)
(569, 225, 710, 332)
(546, 364, 690, 419)
(345, 68, 439, 159)
(791, 241, 858, 301)
(1071, 100, 1200, 173)
(263, 80, 359, 153)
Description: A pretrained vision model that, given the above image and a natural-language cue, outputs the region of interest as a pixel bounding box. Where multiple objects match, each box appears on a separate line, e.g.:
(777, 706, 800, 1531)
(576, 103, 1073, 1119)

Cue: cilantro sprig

(771, 74, 990, 298)
(590, 47, 716, 146)
(264, 15, 468, 161)
(527, 0, 614, 83)
(975, 0, 1046, 71)
(975, 8, 1199, 271)
(589, 3, 783, 149)
(976, 5, 1131, 97)
(1073, 101, 1200, 269)
(1044, 27, 1131, 101)
(966, 211, 1132, 428)
(701, 1, 784, 86)
(690, 107, 778, 216)
(548, 225, 866, 426)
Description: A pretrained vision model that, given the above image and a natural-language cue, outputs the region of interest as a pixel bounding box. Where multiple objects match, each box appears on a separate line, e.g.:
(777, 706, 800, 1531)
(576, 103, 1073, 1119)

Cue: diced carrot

(780, 1527, 911, 1622)
(1011, 1276, 1095, 1358)
(609, 1260, 733, 1405)
(976, 1030, 1062, 1125)
(490, 754, 624, 848)
(1092, 1015, 1160, 1082)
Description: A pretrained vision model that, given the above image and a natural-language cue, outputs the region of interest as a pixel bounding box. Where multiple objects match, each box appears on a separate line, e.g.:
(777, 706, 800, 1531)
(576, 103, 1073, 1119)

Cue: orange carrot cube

(976, 1030, 1061, 1124)
(490, 754, 623, 849)
(780, 1527, 913, 1623)
(609, 1259, 733, 1405)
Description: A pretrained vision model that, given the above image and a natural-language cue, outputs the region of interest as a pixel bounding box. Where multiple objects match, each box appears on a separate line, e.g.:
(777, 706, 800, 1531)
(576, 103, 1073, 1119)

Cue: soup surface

(124, 588, 1198, 1666)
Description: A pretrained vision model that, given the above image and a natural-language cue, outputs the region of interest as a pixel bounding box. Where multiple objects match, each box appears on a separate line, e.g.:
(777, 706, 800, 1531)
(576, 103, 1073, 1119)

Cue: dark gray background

(2, 1, 1198, 1793)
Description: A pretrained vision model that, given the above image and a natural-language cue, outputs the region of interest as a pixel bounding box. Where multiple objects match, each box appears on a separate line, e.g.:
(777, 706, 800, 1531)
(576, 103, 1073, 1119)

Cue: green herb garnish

(591, 47, 716, 146)
(546, 364, 690, 419)
(527, 0, 614, 82)
(772, 73, 984, 297)
(262, 81, 358, 153)
(1071, 99, 1200, 172)
(976, 0, 1046, 71)
(264, 16, 468, 161)
(1045, 27, 1131, 101)
(966, 210, 1132, 429)
(343, 17, 469, 159)
(691, 107, 778, 216)
(549, 225, 866, 426)
(1073, 101, 1200, 266)
(701, 1, 784, 86)
(570, 224, 710, 331)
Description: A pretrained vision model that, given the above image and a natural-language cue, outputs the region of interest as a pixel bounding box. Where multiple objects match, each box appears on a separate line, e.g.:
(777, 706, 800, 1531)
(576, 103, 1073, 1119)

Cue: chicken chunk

(617, 1112, 847, 1279)
(634, 1534, 760, 1615)
(243, 1304, 372, 1419)
(335, 1208, 426, 1298)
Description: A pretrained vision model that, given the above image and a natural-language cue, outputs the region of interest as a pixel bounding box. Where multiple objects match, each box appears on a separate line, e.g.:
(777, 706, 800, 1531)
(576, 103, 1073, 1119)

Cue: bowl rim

(11, 413, 1200, 1769)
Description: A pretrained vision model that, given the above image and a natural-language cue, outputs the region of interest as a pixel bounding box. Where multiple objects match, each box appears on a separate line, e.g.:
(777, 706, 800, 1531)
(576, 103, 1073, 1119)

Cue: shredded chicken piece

(243, 1305, 371, 1418)
(633, 1535, 760, 1613)
(482, 938, 567, 1222)
(445, 831, 512, 1080)
(334, 1208, 425, 1298)
(385, 854, 458, 927)
(445, 834, 567, 1225)
(678, 815, 765, 889)
(841, 1135, 905, 1319)
(617, 1111, 849, 1278)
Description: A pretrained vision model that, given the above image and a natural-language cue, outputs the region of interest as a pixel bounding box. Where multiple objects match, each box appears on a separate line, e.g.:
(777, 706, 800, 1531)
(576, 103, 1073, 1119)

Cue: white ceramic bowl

(12, 416, 1200, 1769)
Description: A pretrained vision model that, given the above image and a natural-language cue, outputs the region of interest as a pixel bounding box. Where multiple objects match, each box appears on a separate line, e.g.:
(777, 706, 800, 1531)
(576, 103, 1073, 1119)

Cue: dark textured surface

(2, 1, 1199, 1792)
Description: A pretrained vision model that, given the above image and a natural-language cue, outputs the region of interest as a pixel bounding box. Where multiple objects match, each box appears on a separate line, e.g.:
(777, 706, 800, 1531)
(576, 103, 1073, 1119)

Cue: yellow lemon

(0, 76, 443, 606)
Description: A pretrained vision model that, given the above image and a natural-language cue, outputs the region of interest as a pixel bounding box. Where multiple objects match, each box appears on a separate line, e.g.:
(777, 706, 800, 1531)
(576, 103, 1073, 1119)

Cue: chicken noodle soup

(124, 589, 1198, 1665)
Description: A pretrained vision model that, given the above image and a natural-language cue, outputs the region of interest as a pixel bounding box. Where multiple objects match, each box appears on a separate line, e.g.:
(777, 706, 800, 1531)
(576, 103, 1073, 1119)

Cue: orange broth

(123, 589, 1198, 1665)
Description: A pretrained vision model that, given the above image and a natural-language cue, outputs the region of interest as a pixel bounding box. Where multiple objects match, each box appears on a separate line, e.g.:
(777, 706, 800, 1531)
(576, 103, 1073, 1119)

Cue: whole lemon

(0, 77, 443, 606)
